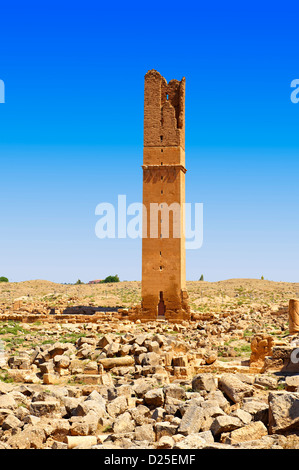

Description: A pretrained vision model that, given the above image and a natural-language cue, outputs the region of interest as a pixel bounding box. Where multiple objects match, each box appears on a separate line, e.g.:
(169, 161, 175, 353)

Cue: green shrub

(0, 277, 8, 283)
(101, 274, 120, 283)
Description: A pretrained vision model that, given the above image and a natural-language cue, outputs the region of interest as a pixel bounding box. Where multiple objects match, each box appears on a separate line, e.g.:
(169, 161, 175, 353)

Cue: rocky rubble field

(0, 279, 298, 449)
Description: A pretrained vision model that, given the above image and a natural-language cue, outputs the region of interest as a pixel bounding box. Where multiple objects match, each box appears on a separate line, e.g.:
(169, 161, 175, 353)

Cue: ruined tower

(141, 70, 190, 321)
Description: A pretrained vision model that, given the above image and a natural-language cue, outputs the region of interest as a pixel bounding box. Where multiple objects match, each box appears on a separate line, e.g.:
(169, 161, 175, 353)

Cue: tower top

(144, 70, 185, 149)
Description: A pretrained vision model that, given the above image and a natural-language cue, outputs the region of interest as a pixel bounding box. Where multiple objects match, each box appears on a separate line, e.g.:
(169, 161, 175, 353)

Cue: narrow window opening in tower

(161, 149, 163, 152)
(158, 291, 165, 317)
(161, 162, 163, 165)
(160, 135, 163, 142)
(160, 251, 162, 256)
(160, 266, 162, 271)
(161, 175, 163, 180)
(161, 190, 163, 194)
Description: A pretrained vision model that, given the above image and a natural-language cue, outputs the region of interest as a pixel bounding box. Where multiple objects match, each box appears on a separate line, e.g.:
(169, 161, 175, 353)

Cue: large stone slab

(210, 415, 243, 437)
(218, 373, 254, 403)
(268, 391, 299, 434)
(177, 399, 204, 436)
(221, 421, 268, 444)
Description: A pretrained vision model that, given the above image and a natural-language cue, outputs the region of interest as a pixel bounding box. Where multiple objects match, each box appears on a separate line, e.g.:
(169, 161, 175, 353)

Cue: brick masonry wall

(141, 70, 190, 321)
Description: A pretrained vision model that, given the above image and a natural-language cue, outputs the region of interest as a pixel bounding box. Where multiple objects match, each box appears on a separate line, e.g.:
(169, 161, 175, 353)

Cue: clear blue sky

(0, 1, 299, 283)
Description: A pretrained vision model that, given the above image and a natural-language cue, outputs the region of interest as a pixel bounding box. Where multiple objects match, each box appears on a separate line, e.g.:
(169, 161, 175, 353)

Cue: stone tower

(141, 70, 190, 321)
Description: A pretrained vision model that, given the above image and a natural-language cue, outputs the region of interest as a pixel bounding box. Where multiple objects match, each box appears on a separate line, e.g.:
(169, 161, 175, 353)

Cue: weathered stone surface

(135, 334, 147, 346)
(151, 407, 165, 422)
(289, 299, 299, 335)
(221, 421, 267, 444)
(204, 351, 217, 365)
(178, 399, 204, 435)
(231, 434, 286, 449)
(105, 342, 120, 358)
(7, 426, 46, 449)
(155, 421, 177, 440)
(250, 334, 274, 369)
(156, 435, 175, 449)
(144, 388, 164, 408)
(133, 378, 157, 398)
(141, 352, 160, 367)
(130, 405, 151, 426)
(45, 418, 70, 440)
(147, 341, 160, 353)
(43, 373, 61, 385)
(173, 433, 206, 449)
(192, 373, 217, 393)
(163, 384, 186, 401)
(235, 373, 255, 385)
(201, 403, 226, 420)
(99, 356, 134, 369)
(230, 408, 252, 425)
(112, 411, 135, 434)
(242, 398, 269, 425)
(208, 390, 230, 412)
(285, 375, 299, 392)
(0, 394, 17, 410)
(0, 408, 14, 426)
(210, 415, 243, 437)
(98, 335, 112, 349)
(62, 396, 82, 416)
(70, 411, 99, 436)
(74, 399, 107, 419)
(77, 337, 97, 348)
(67, 435, 97, 449)
(82, 361, 99, 375)
(135, 423, 155, 441)
(254, 375, 278, 390)
(218, 373, 254, 403)
(2, 414, 22, 431)
(29, 400, 61, 418)
(107, 396, 128, 418)
(268, 391, 299, 434)
(85, 389, 106, 406)
(54, 354, 70, 369)
(47, 342, 73, 359)
(197, 430, 214, 444)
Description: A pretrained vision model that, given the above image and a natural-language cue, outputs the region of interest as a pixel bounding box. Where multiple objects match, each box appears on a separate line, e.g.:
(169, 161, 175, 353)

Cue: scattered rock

(178, 399, 204, 435)
(218, 373, 254, 403)
(268, 391, 299, 434)
(221, 421, 268, 444)
(192, 374, 217, 393)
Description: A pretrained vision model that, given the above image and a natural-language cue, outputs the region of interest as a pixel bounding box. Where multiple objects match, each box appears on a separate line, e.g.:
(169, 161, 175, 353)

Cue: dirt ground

(0, 277, 298, 311)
